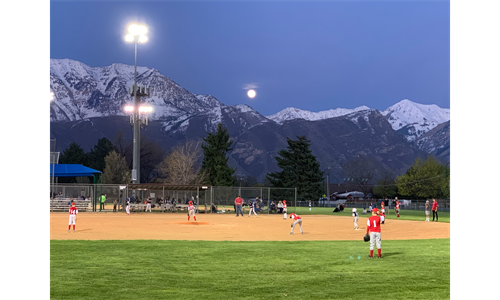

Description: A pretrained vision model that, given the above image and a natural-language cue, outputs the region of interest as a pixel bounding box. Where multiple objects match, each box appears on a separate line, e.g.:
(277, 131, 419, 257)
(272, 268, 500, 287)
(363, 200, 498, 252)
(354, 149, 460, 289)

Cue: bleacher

(50, 198, 91, 212)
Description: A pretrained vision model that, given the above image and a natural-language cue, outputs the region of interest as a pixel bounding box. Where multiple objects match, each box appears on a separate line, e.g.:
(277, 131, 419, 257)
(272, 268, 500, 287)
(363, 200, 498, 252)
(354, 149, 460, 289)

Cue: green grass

(51, 239, 450, 300)
(290, 207, 450, 223)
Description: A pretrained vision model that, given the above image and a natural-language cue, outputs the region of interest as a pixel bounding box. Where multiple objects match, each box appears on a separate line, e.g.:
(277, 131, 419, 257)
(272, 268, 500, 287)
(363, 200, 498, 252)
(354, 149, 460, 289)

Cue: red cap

(372, 208, 379, 213)
(189, 201, 193, 204)
(71, 202, 75, 205)
(283, 200, 286, 203)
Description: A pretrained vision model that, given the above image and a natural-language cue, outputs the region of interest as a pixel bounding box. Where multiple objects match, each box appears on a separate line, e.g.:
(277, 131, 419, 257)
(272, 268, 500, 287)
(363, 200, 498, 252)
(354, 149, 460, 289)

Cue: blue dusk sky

(50, 0, 450, 115)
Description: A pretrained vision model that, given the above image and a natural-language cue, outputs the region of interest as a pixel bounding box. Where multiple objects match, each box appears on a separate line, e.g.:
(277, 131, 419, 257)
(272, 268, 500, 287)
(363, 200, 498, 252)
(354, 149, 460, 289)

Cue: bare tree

(157, 140, 206, 185)
(342, 156, 376, 196)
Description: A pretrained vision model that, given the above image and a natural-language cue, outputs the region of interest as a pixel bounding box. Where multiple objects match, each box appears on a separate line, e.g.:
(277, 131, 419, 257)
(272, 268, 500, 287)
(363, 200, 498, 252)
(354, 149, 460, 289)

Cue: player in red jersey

(68, 202, 78, 232)
(367, 208, 382, 258)
(378, 210, 385, 224)
(395, 198, 400, 218)
(188, 201, 197, 221)
(289, 213, 303, 235)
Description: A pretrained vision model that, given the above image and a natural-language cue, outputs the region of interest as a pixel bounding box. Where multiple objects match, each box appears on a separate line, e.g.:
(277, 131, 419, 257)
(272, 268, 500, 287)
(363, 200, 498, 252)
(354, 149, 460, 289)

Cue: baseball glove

(363, 233, 370, 242)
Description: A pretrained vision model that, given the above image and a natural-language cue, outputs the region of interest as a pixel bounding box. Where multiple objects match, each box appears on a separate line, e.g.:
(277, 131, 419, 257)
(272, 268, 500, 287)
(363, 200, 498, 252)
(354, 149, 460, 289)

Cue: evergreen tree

(87, 137, 116, 172)
(59, 142, 88, 165)
(200, 123, 236, 186)
(266, 136, 324, 200)
(372, 171, 398, 198)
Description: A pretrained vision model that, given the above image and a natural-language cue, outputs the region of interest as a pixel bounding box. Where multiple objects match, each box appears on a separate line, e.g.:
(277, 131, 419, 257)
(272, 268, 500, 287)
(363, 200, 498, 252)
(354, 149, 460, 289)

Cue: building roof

(50, 164, 101, 177)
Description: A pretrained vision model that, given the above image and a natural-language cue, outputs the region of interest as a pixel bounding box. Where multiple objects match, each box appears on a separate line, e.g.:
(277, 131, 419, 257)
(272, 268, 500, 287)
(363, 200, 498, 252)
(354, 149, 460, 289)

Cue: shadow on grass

(381, 252, 403, 258)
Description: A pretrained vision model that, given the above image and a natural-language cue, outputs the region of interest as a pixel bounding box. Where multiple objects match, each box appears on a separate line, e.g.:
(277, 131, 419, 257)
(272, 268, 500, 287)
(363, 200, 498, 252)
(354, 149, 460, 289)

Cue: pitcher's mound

(176, 222, 210, 225)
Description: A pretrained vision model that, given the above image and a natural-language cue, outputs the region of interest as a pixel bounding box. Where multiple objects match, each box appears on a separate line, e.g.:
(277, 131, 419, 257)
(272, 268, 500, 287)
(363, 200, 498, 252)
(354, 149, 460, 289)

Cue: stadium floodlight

(125, 22, 149, 184)
(127, 23, 148, 44)
(124, 105, 134, 112)
(138, 106, 153, 113)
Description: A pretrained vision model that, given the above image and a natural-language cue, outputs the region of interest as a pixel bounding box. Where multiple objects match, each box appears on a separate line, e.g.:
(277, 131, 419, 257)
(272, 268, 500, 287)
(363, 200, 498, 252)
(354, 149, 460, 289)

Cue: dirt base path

(51, 212, 449, 241)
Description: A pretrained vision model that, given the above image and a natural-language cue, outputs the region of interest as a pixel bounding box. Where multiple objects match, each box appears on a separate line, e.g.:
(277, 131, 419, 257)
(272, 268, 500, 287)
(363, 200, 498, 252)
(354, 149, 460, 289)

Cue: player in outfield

(367, 208, 382, 258)
(68, 202, 78, 232)
(289, 213, 303, 235)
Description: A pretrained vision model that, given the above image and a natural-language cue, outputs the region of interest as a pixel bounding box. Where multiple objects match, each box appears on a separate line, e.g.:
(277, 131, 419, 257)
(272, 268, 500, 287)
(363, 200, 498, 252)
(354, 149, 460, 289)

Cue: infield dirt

(51, 212, 450, 241)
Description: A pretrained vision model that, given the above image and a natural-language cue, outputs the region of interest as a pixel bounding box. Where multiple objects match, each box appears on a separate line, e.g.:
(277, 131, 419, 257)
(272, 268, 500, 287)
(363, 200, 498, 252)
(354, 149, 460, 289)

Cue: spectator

(130, 193, 136, 204)
(278, 200, 283, 213)
(113, 199, 118, 212)
(99, 194, 106, 211)
(368, 204, 373, 213)
(57, 191, 64, 199)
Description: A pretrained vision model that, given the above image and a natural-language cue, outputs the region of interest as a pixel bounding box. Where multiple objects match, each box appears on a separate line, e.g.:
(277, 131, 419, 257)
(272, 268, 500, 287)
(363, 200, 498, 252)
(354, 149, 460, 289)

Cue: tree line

(57, 123, 450, 200)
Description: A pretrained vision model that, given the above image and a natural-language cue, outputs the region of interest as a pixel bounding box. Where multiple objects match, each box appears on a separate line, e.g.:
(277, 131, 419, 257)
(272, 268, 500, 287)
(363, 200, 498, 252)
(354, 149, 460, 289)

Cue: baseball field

(50, 208, 450, 300)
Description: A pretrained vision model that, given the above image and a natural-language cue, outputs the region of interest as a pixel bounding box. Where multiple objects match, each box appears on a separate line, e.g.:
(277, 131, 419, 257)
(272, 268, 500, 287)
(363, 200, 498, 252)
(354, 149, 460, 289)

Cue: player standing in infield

(289, 213, 303, 235)
(395, 198, 400, 218)
(425, 200, 430, 222)
(188, 200, 197, 221)
(248, 197, 258, 217)
(367, 208, 382, 258)
(352, 208, 359, 230)
(68, 202, 78, 232)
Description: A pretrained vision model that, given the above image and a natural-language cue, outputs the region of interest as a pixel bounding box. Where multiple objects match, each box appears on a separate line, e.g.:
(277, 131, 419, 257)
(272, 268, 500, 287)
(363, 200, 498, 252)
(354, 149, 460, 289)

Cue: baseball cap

(352, 208, 357, 212)
(372, 208, 379, 213)
(71, 202, 75, 205)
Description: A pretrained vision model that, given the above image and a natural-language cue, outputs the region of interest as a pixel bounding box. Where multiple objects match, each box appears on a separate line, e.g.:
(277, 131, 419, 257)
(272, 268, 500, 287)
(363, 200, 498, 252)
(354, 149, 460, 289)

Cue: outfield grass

(51, 239, 450, 300)
(264, 207, 450, 223)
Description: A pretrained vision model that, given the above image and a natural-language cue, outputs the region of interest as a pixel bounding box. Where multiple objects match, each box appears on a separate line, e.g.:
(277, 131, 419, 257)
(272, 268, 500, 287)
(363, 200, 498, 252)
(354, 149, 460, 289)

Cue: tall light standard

(125, 23, 150, 184)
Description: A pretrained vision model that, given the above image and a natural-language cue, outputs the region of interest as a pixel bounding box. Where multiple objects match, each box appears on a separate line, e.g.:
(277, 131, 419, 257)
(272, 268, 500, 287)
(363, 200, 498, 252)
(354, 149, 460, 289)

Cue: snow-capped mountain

(50, 58, 225, 123)
(381, 99, 450, 141)
(266, 106, 371, 124)
(266, 99, 450, 142)
(50, 58, 450, 181)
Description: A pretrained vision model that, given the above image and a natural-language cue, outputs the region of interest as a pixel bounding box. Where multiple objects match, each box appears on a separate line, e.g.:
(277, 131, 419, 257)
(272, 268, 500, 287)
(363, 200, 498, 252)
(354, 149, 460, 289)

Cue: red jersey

(69, 207, 78, 215)
(367, 215, 381, 233)
(432, 201, 438, 210)
(396, 202, 400, 209)
(290, 213, 301, 220)
(235, 197, 243, 206)
(381, 203, 385, 209)
(188, 204, 195, 211)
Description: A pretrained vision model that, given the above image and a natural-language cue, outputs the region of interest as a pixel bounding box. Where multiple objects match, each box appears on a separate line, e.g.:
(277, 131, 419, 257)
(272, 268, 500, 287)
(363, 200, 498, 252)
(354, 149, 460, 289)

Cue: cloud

(243, 83, 258, 90)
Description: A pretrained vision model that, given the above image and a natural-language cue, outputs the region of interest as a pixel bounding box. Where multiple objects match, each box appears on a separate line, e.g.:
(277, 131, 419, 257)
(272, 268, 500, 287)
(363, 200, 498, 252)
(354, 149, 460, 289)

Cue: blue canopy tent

(50, 164, 102, 212)
(51, 164, 102, 177)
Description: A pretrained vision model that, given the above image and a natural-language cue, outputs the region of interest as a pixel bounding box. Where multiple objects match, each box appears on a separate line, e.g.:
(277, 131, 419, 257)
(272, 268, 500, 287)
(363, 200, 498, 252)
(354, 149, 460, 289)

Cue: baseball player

(146, 197, 152, 212)
(378, 209, 385, 224)
(289, 213, 303, 235)
(367, 208, 382, 258)
(432, 198, 438, 222)
(395, 198, 400, 218)
(309, 200, 312, 211)
(125, 197, 131, 215)
(352, 208, 359, 230)
(283, 200, 287, 220)
(380, 201, 385, 215)
(248, 197, 258, 217)
(68, 202, 78, 232)
(188, 200, 197, 221)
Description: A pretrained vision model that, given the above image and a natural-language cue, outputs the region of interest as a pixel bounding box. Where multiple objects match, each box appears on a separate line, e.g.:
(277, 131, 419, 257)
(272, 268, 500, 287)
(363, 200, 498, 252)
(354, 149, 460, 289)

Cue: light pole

(125, 23, 150, 184)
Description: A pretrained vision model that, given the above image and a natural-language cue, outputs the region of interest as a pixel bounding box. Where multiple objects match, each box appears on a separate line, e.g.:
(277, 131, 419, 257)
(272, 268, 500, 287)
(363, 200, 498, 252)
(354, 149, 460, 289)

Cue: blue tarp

(50, 164, 102, 177)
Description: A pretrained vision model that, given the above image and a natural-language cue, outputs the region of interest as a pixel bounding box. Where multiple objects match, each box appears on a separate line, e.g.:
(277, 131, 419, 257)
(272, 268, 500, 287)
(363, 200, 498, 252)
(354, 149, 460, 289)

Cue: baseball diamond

(50, 213, 449, 241)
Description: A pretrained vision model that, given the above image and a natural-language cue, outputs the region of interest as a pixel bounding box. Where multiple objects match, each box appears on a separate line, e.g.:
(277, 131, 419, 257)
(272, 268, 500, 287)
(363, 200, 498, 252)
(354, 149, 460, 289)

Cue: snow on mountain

(50, 59, 449, 152)
(381, 99, 450, 141)
(50, 58, 224, 122)
(266, 106, 371, 124)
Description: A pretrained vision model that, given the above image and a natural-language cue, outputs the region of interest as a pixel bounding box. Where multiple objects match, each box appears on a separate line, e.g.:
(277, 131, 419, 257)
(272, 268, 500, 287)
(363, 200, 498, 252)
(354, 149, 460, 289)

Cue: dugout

(50, 164, 103, 211)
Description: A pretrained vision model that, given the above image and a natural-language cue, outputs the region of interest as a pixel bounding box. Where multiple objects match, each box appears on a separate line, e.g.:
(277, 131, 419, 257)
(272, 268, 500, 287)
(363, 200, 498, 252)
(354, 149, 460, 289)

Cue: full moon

(247, 89, 256, 98)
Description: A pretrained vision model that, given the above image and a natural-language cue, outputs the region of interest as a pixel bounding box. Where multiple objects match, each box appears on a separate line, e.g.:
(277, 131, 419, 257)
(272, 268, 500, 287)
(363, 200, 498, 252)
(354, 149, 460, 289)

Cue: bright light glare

(50, 91, 54, 101)
(125, 34, 134, 42)
(138, 35, 148, 43)
(139, 106, 153, 113)
(128, 24, 148, 36)
(124, 105, 134, 112)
